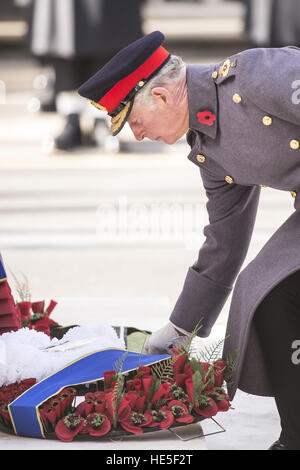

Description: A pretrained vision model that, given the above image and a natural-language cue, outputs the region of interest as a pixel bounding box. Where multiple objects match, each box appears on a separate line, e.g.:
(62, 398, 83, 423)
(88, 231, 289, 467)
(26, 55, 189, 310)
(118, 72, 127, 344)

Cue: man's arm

(169, 168, 261, 337)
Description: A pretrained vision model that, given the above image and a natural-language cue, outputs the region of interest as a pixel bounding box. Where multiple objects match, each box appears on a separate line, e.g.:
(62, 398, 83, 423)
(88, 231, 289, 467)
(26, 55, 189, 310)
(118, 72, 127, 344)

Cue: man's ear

(151, 87, 172, 108)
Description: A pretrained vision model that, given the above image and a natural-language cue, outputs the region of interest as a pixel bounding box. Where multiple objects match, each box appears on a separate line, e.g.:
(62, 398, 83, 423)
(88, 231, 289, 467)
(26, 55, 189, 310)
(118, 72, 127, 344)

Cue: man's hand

(142, 323, 191, 355)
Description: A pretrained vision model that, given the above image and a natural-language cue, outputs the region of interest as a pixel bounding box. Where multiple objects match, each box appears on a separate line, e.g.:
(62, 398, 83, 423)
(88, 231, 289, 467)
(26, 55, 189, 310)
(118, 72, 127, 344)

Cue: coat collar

(186, 63, 218, 140)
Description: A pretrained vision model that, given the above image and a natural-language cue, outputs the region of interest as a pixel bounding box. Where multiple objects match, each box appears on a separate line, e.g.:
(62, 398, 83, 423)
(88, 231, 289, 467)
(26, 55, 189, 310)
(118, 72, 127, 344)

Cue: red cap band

(98, 46, 170, 113)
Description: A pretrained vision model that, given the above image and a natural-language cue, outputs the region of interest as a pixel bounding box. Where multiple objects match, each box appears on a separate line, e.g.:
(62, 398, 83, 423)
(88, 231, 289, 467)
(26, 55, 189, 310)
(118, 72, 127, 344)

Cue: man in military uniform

(78, 31, 300, 449)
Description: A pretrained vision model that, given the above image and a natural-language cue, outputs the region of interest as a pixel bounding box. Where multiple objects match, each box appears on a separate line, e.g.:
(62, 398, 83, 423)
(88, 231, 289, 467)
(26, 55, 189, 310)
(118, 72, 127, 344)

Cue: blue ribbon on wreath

(8, 348, 170, 438)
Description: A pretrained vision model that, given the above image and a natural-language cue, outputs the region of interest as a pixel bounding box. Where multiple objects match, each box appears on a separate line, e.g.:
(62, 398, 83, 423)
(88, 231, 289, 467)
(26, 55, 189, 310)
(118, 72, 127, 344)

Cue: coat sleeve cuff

(169, 267, 232, 337)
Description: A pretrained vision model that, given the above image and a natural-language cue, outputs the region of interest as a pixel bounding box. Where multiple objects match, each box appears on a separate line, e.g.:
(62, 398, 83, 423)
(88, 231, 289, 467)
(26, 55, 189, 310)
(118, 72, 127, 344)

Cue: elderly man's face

(127, 85, 188, 145)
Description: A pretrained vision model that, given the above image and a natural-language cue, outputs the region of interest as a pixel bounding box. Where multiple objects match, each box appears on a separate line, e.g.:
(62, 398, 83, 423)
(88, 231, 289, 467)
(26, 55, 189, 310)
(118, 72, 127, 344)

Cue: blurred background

(1, 0, 300, 450)
(0, 0, 298, 333)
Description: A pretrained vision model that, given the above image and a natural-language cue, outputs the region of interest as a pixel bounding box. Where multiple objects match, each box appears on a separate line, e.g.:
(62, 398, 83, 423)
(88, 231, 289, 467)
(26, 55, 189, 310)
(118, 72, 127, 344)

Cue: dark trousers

(254, 269, 300, 450)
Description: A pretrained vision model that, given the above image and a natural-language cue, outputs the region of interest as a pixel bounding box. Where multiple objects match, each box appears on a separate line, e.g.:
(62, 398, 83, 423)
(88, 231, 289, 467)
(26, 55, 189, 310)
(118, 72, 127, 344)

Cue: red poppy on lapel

(196, 110, 216, 126)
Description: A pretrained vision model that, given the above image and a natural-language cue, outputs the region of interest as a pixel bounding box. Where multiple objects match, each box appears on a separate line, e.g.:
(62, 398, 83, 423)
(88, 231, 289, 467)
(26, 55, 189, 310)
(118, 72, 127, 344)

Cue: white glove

(142, 323, 191, 355)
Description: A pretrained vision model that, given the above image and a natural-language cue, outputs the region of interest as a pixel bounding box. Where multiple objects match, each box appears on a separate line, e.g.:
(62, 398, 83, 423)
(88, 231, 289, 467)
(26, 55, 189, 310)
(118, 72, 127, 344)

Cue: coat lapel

(186, 64, 218, 140)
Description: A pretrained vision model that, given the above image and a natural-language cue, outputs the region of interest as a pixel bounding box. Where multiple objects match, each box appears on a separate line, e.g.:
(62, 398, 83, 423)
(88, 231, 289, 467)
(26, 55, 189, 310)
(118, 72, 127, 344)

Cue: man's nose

(130, 124, 145, 141)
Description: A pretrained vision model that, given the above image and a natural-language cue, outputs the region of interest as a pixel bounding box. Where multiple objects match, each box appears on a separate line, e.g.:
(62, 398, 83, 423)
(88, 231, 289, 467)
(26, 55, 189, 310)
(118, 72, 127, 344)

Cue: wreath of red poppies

(17, 299, 59, 337)
(0, 345, 234, 442)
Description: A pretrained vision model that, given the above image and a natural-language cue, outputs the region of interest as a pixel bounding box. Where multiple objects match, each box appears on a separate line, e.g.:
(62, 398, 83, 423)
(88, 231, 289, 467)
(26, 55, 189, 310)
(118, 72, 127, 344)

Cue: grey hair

(133, 54, 186, 110)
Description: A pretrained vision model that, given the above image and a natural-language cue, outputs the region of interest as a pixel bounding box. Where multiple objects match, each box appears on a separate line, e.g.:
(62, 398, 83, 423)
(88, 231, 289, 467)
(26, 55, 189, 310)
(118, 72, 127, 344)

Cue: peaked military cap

(78, 31, 171, 136)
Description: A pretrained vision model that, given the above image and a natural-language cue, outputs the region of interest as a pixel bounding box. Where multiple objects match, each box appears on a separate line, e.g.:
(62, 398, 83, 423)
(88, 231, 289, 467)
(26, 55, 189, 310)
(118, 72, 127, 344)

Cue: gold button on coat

(211, 71, 218, 79)
(196, 154, 206, 163)
(232, 93, 242, 103)
(290, 139, 300, 150)
(225, 175, 234, 184)
(262, 116, 272, 126)
(290, 190, 297, 198)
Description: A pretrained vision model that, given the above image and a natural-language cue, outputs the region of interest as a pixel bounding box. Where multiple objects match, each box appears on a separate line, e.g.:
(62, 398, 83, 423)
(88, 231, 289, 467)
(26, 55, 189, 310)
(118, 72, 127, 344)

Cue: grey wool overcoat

(169, 46, 300, 400)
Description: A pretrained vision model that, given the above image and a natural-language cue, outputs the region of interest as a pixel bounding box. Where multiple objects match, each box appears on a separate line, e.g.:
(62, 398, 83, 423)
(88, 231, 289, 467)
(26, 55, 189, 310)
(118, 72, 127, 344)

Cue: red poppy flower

(17, 301, 32, 320)
(216, 396, 230, 412)
(151, 382, 171, 405)
(169, 384, 190, 405)
(84, 400, 94, 416)
(172, 347, 182, 355)
(56, 399, 66, 417)
(93, 391, 106, 401)
(87, 391, 106, 413)
(21, 378, 36, 388)
(124, 391, 139, 409)
(194, 396, 218, 418)
(199, 362, 214, 390)
(204, 390, 230, 412)
(184, 363, 193, 378)
(0, 404, 10, 422)
(213, 360, 227, 388)
(84, 392, 96, 401)
(174, 373, 188, 388)
(40, 406, 57, 426)
(173, 353, 187, 375)
(135, 394, 146, 412)
(196, 110, 216, 126)
(83, 412, 111, 437)
(105, 394, 131, 426)
(75, 401, 86, 417)
(33, 321, 51, 336)
(1, 392, 16, 403)
(62, 387, 76, 409)
(199, 362, 210, 373)
(161, 376, 175, 386)
(144, 408, 174, 430)
(103, 370, 117, 387)
(141, 375, 153, 398)
(36, 316, 59, 328)
(136, 366, 151, 377)
(55, 413, 85, 442)
(125, 379, 135, 392)
(167, 400, 194, 424)
(121, 410, 152, 434)
(57, 391, 72, 414)
(94, 399, 106, 413)
(50, 398, 62, 418)
(184, 378, 194, 403)
(124, 391, 146, 412)
(133, 378, 142, 393)
(46, 300, 57, 315)
(31, 301, 45, 314)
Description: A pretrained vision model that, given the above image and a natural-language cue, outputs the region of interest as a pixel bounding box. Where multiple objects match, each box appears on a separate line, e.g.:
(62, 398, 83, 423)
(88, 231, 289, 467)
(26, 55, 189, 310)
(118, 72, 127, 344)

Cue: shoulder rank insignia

(218, 59, 231, 78)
